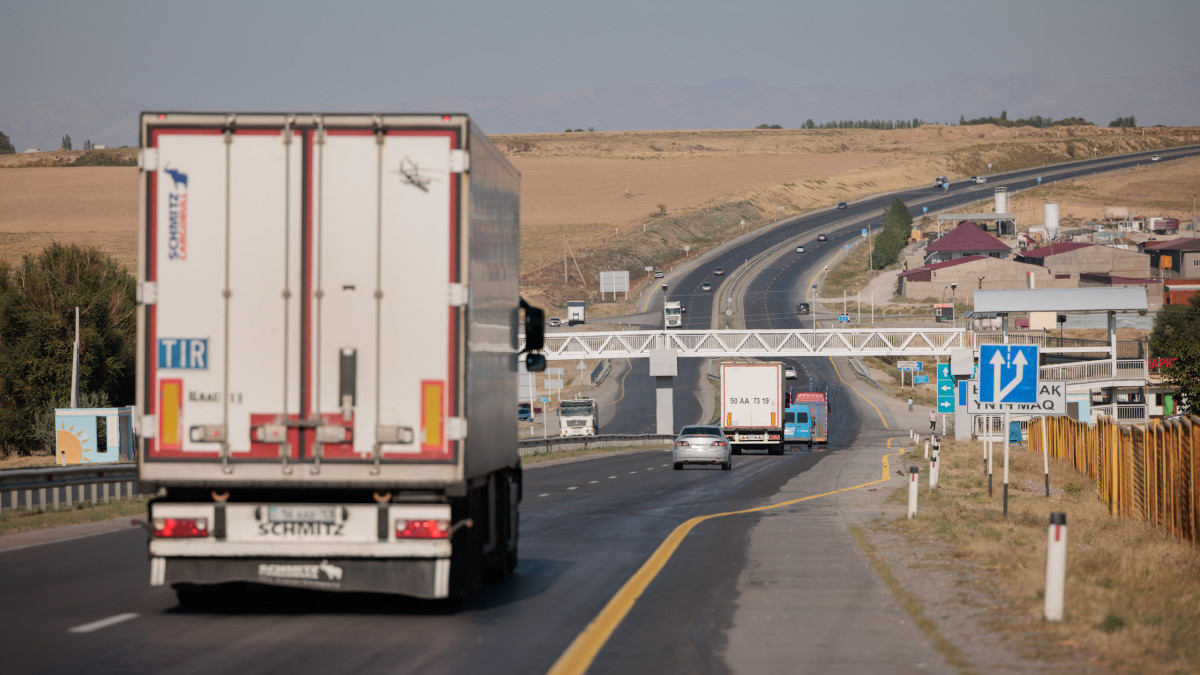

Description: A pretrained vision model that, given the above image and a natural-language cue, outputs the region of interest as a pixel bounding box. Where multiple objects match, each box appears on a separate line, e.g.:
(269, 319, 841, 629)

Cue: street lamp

(950, 283, 958, 328)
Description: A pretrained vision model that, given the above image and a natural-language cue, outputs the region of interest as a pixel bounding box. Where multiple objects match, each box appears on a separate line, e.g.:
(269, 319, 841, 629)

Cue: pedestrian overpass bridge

(520, 327, 1148, 435)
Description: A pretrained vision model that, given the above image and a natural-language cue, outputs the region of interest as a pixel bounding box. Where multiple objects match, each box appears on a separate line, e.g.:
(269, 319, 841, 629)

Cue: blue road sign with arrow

(979, 345, 1039, 404)
(937, 362, 954, 411)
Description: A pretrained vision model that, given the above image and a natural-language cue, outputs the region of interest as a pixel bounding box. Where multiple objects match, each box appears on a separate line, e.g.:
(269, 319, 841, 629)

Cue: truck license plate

(268, 505, 337, 524)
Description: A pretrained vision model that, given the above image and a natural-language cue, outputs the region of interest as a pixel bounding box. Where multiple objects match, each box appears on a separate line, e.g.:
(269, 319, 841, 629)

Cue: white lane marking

(588, 481, 598, 484)
(646, 468, 654, 471)
(608, 476, 617, 479)
(567, 486, 578, 491)
(628, 471, 638, 474)
(538, 493, 551, 497)
(69, 613, 139, 634)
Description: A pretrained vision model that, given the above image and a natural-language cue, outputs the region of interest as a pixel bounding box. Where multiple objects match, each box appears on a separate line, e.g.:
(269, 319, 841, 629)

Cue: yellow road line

(600, 359, 633, 409)
(547, 438, 905, 675)
(829, 358, 889, 430)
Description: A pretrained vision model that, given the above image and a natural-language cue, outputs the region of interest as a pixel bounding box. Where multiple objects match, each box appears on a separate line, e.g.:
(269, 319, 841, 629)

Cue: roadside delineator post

(1044, 512, 1067, 621)
(1003, 411, 1011, 517)
(931, 448, 939, 489)
(1041, 416, 1051, 498)
(924, 439, 929, 459)
(908, 466, 919, 518)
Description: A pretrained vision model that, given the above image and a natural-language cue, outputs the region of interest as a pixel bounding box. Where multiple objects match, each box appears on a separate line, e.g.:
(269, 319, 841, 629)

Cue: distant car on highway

(701, 281, 712, 291)
(654, 270, 664, 278)
(785, 365, 797, 380)
(796, 245, 806, 253)
(817, 233, 828, 242)
(548, 317, 561, 327)
(837, 202, 847, 209)
(672, 425, 731, 470)
(795, 302, 810, 315)
(1151, 154, 1161, 161)
(714, 266, 724, 276)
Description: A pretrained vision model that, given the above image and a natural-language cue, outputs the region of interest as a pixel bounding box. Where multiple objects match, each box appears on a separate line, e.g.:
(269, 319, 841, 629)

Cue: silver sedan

(673, 425, 731, 470)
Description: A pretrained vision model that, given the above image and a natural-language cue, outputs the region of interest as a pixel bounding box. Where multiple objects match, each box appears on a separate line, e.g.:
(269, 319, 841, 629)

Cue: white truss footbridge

(522, 328, 967, 360)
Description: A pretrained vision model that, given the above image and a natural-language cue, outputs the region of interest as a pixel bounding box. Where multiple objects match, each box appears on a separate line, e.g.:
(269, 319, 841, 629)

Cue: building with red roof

(924, 222, 1011, 263)
(1014, 241, 1150, 281)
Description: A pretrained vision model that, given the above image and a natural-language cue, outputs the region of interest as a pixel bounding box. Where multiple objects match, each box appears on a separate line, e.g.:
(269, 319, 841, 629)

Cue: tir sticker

(158, 338, 208, 369)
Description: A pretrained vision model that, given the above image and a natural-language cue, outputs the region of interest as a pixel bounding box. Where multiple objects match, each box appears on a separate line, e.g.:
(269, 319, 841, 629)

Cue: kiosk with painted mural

(55, 407, 135, 465)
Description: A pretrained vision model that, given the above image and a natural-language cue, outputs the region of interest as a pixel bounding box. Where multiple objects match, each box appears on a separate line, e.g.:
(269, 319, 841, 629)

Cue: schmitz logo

(257, 560, 344, 588)
(164, 165, 188, 260)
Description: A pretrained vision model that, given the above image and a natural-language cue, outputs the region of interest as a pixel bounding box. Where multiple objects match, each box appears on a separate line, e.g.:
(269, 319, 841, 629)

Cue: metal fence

(0, 464, 140, 513)
(1030, 414, 1200, 544)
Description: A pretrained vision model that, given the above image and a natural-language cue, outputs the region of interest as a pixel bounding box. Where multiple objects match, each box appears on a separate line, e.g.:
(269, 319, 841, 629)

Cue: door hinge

(141, 415, 157, 439)
(137, 282, 158, 305)
(449, 149, 469, 174)
(446, 417, 467, 441)
(138, 148, 159, 172)
(448, 283, 469, 307)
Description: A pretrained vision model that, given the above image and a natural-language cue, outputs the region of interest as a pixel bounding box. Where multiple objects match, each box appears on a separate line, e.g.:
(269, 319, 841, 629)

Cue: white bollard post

(908, 466, 919, 518)
(1044, 512, 1068, 621)
(924, 439, 929, 459)
(932, 448, 940, 489)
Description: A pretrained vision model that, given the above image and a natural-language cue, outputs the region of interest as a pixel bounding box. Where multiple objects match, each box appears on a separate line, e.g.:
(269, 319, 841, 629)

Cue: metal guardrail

(518, 434, 674, 457)
(590, 359, 612, 387)
(0, 463, 140, 513)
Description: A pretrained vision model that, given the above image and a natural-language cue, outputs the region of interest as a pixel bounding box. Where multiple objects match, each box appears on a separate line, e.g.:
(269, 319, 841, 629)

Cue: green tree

(61, 134, 72, 150)
(1148, 293, 1200, 414)
(0, 243, 136, 453)
(0, 130, 14, 154)
(870, 199, 914, 269)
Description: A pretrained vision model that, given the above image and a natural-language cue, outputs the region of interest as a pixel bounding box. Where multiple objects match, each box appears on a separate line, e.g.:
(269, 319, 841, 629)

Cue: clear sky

(3, 0, 1198, 110)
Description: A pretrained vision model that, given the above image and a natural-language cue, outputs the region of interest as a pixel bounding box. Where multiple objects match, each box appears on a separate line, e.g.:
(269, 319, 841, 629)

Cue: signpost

(975, 345, 1044, 517)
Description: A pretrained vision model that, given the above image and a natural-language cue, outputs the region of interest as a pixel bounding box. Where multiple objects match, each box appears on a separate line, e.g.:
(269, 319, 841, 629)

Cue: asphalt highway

(2, 145, 1196, 674)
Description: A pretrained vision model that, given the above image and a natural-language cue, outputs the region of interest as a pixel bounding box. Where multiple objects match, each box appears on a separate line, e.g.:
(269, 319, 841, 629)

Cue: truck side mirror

(519, 297, 546, 372)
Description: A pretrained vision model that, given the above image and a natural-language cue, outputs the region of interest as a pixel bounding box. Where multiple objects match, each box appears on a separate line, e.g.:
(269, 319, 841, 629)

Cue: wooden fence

(1030, 415, 1200, 543)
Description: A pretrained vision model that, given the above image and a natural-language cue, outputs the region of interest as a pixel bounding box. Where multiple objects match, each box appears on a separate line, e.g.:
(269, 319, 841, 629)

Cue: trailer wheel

(768, 446, 783, 456)
(449, 490, 485, 602)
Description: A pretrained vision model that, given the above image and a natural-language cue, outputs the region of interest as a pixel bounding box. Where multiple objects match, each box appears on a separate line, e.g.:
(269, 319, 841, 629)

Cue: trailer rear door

(141, 115, 463, 469)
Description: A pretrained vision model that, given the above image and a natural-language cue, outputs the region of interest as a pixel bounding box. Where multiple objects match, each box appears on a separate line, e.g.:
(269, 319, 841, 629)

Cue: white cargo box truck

(720, 362, 785, 455)
(566, 301, 586, 325)
(135, 112, 544, 602)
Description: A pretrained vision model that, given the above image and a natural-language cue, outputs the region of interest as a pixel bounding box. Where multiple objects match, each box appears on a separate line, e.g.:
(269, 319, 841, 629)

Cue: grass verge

(871, 438, 1200, 671)
(849, 524, 971, 671)
(0, 498, 147, 536)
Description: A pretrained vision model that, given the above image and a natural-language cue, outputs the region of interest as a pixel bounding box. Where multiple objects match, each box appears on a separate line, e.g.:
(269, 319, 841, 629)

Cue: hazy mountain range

(4, 66, 1197, 152)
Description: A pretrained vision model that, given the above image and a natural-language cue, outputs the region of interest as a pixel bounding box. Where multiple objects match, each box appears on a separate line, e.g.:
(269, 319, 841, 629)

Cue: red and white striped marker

(1044, 512, 1067, 621)
(908, 466, 919, 518)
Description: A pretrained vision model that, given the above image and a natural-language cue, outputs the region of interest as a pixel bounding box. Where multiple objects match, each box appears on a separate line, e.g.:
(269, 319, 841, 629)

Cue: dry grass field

(1, 125, 1197, 312)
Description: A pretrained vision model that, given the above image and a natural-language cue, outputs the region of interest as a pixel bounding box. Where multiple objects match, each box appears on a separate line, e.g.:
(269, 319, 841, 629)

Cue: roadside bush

(72, 149, 137, 167)
(0, 244, 136, 454)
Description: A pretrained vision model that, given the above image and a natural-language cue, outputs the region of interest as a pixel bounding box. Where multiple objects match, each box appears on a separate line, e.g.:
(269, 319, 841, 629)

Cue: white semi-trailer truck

(664, 300, 683, 328)
(135, 112, 544, 603)
(720, 362, 786, 455)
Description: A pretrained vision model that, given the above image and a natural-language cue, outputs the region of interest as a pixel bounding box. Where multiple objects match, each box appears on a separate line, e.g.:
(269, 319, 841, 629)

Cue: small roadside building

(924, 221, 1012, 264)
(1015, 241, 1150, 282)
(1142, 237, 1200, 279)
(897, 255, 1054, 302)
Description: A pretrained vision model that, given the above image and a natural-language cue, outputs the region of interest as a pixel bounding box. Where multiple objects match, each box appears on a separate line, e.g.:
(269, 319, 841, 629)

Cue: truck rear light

(396, 519, 450, 540)
(154, 517, 208, 538)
